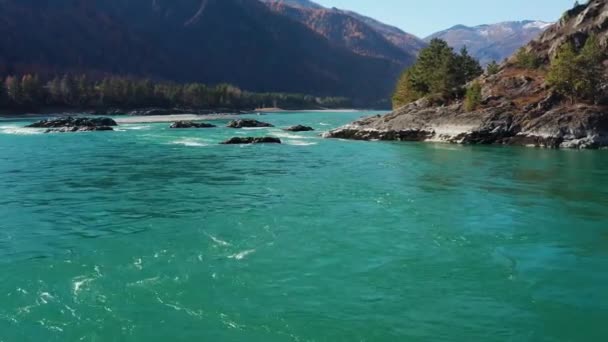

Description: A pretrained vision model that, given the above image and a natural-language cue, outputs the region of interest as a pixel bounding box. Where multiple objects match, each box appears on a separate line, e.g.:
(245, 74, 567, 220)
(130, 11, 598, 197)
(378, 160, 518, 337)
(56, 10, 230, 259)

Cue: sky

(315, 0, 575, 37)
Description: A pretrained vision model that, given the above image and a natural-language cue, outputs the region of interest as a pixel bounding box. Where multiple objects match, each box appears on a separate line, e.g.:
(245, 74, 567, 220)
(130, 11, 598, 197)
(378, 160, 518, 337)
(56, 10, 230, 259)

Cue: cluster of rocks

(26, 116, 320, 146)
(169, 121, 216, 129)
(27, 117, 118, 133)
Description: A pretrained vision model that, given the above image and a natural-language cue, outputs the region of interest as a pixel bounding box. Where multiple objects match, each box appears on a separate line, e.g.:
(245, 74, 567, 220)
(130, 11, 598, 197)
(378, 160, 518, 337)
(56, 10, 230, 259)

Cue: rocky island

(326, 0, 608, 149)
(27, 117, 118, 133)
(221, 137, 282, 144)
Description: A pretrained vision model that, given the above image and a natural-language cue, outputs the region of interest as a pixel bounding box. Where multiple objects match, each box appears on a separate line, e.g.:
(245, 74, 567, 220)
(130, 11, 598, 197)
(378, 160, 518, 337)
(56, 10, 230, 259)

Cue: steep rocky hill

(261, 0, 424, 64)
(326, 0, 608, 149)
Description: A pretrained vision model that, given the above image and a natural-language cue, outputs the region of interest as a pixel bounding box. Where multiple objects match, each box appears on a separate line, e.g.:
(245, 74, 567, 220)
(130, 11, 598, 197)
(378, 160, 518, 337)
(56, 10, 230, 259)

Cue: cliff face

(0, 0, 402, 103)
(326, 0, 608, 149)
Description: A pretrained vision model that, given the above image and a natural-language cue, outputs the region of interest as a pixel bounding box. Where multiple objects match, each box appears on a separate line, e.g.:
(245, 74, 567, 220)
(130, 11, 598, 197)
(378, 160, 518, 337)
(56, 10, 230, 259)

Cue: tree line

(0, 74, 352, 112)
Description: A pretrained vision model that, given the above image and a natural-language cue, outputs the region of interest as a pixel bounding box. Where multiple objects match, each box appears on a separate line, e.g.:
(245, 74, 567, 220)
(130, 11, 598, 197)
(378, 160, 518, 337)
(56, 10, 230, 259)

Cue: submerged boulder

(221, 137, 282, 144)
(27, 117, 118, 128)
(226, 119, 274, 128)
(284, 125, 314, 132)
(169, 121, 216, 129)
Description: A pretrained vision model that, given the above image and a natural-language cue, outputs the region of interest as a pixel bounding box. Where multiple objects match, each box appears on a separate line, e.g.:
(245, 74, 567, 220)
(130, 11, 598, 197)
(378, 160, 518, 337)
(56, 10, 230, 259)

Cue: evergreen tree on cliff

(392, 39, 482, 108)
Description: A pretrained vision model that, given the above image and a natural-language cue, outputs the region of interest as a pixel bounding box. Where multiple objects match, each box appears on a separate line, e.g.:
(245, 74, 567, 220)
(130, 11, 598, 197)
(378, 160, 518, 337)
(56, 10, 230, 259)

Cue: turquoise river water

(0, 111, 607, 341)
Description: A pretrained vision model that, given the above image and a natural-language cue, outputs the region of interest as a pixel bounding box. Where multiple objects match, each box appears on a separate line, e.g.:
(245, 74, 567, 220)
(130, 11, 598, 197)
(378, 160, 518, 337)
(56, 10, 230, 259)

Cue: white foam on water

(206, 233, 231, 247)
(228, 249, 256, 260)
(64, 305, 78, 318)
(122, 125, 151, 130)
(241, 127, 267, 130)
(72, 277, 94, 296)
(133, 258, 143, 270)
(0, 125, 43, 135)
(319, 122, 331, 126)
(286, 141, 317, 146)
(272, 131, 312, 139)
(127, 276, 161, 287)
(38, 292, 54, 305)
(169, 138, 209, 147)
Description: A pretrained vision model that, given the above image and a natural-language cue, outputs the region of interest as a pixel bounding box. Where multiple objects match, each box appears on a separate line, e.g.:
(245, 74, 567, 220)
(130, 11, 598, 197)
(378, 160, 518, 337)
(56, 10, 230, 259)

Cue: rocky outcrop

(326, 0, 608, 150)
(221, 137, 282, 144)
(325, 99, 608, 149)
(170, 121, 216, 129)
(27, 117, 117, 128)
(227, 119, 274, 128)
(284, 125, 314, 132)
(27, 117, 117, 133)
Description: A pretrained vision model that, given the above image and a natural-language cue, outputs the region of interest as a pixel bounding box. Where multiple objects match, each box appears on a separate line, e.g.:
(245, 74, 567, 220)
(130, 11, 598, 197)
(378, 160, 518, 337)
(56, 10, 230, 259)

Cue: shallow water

(0, 111, 607, 341)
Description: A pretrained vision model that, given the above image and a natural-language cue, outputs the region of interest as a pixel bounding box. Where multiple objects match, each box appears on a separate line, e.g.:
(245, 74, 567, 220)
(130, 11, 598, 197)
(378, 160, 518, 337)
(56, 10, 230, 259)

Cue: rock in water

(45, 126, 115, 133)
(27, 117, 117, 133)
(170, 121, 216, 129)
(221, 137, 282, 144)
(284, 125, 314, 132)
(27, 117, 118, 128)
(226, 119, 274, 128)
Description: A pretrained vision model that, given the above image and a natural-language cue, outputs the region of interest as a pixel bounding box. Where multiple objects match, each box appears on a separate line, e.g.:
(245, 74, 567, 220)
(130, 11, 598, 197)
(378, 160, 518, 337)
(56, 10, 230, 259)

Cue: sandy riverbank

(114, 114, 240, 124)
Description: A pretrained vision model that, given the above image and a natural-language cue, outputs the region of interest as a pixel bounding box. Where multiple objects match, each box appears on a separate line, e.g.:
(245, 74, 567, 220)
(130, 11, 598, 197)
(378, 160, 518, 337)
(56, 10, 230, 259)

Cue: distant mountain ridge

(426, 20, 553, 65)
(260, 0, 425, 65)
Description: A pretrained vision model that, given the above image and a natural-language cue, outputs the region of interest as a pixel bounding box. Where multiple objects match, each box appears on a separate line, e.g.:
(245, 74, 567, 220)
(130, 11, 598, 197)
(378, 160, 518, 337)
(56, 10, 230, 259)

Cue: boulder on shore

(169, 121, 216, 129)
(226, 119, 274, 128)
(284, 125, 314, 132)
(221, 137, 282, 145)
(27, 117, 117, 128)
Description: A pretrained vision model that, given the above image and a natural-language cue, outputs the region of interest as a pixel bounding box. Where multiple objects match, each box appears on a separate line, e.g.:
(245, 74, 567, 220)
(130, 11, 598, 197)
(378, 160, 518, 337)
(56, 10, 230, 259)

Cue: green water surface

(0, 111, 607, 341)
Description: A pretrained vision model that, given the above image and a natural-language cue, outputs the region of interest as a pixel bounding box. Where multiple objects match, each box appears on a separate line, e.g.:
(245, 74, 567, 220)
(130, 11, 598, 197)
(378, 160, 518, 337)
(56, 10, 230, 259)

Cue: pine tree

(0, 80, 7, 106)
(458, 46, 483, 83)
(391, 38, 484, 108)
(46, 77, 63, 105)
(486, 60, 500, 75)
(547, 42, 579, 103)
(20, 74, 43, 105)
(575, 34, 605, 103)
(464, 81, 482, 111)
(514, 48, 541, 69)
(5, 76, 22, 105)
(60, 74, 79, 106)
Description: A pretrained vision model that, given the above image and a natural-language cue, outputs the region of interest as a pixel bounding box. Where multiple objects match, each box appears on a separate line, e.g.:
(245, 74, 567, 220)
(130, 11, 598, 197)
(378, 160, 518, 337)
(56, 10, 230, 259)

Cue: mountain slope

(327, 0, 608, 149)
(338, 10, 427, 54)
(261, 0, 424, 65)
(0, 0, 403, 103)
(426, 21, 552, 65)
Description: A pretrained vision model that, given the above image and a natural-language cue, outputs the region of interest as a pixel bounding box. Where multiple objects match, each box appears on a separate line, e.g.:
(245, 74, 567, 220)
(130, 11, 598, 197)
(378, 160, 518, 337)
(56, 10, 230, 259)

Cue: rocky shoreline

(324, 98, 608, 149)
